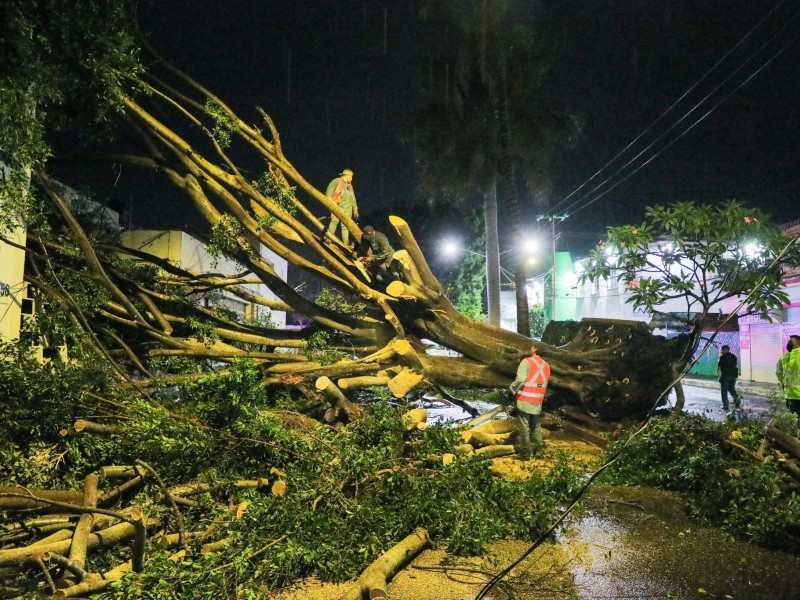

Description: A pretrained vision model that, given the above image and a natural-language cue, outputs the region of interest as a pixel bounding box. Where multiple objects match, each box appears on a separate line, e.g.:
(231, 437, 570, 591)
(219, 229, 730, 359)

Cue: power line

(547, 0, 790, 219)
(566, 27, 800, 220)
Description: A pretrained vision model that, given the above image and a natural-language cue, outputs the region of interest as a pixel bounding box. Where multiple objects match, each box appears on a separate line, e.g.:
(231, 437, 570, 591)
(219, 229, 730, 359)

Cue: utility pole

(537, 214, 568, 322)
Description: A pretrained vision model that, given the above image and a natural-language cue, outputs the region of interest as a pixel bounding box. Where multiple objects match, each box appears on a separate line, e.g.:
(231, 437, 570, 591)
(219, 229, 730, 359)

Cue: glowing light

(442, 239, 461, 257)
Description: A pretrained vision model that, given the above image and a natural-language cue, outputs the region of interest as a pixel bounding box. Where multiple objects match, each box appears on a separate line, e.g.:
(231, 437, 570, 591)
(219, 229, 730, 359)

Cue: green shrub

(606, 414, 800, 549)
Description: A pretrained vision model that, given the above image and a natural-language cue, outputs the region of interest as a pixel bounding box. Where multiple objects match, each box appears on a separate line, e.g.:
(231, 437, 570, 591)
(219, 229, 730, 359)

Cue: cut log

(200, 538, 232, 554)
(234, 478, 270, 490)
(0, 518, 156, 566)
(31, 529, 74, 547)
(315, 376, 365, 421)
(401, 408, 427, 431)
(473, 445, 516, 459)
(463, 431, 514, 448)
(469, 418, 519, 435)
(99, 466, 139, 479)
(387, 368, 424, 398)
(156, 531, 203, 549)
(338, 375, 391, 390)
(3, 516, 72, 532)
(453, 444, 475, 456)
(72, 419, 120, 435)
(0, 487, 83, 511)
(386, 280, 438, 304)
(68, 474, 99, 570)
(97, 475, 144, 504)
(766, 426, 800, 462)
(164, 482, 211, 497)
(54, 560, 132, 598)
(271, 480, 287, 497)
(343, 527, 430, 600)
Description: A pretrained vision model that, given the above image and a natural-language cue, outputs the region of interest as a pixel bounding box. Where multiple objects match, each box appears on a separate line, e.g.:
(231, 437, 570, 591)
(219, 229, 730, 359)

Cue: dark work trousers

(786, 398, 800, 416)
(719, 375, 740, 410)
(515, 410, 543, 456)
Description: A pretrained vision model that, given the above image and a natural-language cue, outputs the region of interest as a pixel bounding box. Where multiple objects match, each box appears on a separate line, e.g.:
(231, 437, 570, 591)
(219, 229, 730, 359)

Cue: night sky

(101, 0, 800, 256)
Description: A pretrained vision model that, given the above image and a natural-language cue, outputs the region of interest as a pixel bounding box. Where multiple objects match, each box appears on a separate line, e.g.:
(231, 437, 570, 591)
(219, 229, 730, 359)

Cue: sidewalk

(682, 377, 778, 398)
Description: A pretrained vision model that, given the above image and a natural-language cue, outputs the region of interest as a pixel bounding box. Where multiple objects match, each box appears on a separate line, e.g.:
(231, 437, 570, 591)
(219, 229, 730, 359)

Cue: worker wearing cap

(325, 169, 359, 245)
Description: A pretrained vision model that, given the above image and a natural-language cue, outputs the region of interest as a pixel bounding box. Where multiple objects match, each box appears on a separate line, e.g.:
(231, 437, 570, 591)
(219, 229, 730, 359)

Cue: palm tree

(413, 0, 578, 334)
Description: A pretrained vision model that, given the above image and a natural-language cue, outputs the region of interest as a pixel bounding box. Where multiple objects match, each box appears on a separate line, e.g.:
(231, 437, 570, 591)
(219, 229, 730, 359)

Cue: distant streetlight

(442, 239, 461, 257)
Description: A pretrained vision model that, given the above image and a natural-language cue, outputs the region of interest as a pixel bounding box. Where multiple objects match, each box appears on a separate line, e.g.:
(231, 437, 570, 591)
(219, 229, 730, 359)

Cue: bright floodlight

(524, 239, 539, 254)
(744, 242, 761, 259)
(442, 239, 461, 257)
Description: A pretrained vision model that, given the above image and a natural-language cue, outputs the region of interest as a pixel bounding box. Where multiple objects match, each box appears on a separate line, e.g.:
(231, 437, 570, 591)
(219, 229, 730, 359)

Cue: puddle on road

(562, 485, 800, 599)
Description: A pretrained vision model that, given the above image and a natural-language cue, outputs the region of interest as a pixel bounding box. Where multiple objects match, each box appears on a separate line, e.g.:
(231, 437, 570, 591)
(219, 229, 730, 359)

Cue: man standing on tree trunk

(325, 168, 358, 246)
(717, 345, 740, 412)
(777, 335, 800, 416)
(509, 345, 551, 459)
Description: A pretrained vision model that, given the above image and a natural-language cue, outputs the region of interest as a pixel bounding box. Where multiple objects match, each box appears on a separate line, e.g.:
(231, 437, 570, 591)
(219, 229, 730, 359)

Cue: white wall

(120, 230, 288, 328)
(0, 162, 28, 344)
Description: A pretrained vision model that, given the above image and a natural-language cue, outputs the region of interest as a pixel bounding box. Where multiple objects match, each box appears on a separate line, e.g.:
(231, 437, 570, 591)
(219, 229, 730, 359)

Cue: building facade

(0, 162, 31, 346)
(558, 222, 800, 384)
(120, 230, 288, 328)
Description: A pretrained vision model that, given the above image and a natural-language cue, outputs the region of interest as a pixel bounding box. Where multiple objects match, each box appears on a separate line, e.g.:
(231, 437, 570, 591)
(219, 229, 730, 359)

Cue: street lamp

(536, 214, 569, 322)
(441, 239, 461, 257)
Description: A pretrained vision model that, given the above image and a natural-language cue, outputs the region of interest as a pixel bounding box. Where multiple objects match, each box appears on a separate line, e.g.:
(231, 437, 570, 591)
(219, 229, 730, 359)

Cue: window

(607, 268, 618, 290)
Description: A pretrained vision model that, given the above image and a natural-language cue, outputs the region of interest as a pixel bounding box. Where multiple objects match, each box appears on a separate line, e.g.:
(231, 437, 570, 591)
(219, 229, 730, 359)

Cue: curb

(683, 378, 777, 398)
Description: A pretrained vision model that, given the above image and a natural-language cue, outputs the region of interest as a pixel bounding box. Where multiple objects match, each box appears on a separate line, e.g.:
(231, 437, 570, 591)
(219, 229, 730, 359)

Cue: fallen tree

(3, 48, 690, 420)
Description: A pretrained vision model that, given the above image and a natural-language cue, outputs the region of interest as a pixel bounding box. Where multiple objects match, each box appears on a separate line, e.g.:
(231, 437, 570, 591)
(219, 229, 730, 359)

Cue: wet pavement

(679, 378, 778, 423)
(419, 378, 781, 427)
(563, 486, 800, 600)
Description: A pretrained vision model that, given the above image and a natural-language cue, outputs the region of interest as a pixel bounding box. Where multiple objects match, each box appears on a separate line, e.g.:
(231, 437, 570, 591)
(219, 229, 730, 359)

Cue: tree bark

(484, 179, 501, 327)
(343, 527, 430, 600)
(68, 474, 98, 570)
(498, 55, 530, 337)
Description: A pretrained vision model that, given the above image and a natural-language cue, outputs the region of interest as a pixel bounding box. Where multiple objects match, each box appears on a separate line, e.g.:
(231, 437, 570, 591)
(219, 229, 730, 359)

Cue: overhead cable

(566, 26, 800, 219)
(547, 0, 789, 219)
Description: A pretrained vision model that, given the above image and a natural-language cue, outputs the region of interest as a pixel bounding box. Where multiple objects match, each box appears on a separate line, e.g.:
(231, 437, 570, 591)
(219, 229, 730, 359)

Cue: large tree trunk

(498, 55, 530, 337)
(484, 179, 501, 327)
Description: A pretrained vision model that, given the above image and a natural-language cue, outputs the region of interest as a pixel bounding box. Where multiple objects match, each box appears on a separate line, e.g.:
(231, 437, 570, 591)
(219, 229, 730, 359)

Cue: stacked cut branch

(0, 458, 292, 597)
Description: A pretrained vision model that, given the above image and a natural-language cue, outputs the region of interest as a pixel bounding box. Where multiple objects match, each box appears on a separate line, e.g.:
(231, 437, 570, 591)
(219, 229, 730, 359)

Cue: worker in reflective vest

(325, 168, 358, 245)
(777, 335, 800, 416)
(509, 345, 551, 458)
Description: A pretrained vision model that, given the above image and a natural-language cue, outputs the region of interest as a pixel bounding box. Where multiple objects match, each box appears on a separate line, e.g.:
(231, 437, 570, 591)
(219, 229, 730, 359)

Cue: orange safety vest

(332, 177, 355, 203)
(515, 356, 550, 405)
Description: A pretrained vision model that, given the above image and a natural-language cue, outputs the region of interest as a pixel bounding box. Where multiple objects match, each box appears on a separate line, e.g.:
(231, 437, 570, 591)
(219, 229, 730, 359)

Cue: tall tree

(412, 0, 579, 335)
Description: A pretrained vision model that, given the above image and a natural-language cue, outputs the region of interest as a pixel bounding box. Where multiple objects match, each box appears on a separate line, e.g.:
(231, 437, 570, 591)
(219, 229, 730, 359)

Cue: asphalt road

(672, 381, 777, 423)
(420, 379, 780, 427)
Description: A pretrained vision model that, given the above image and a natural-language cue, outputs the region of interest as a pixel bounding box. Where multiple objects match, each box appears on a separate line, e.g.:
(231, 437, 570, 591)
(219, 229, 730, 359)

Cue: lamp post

(536, 214, 568, 322)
